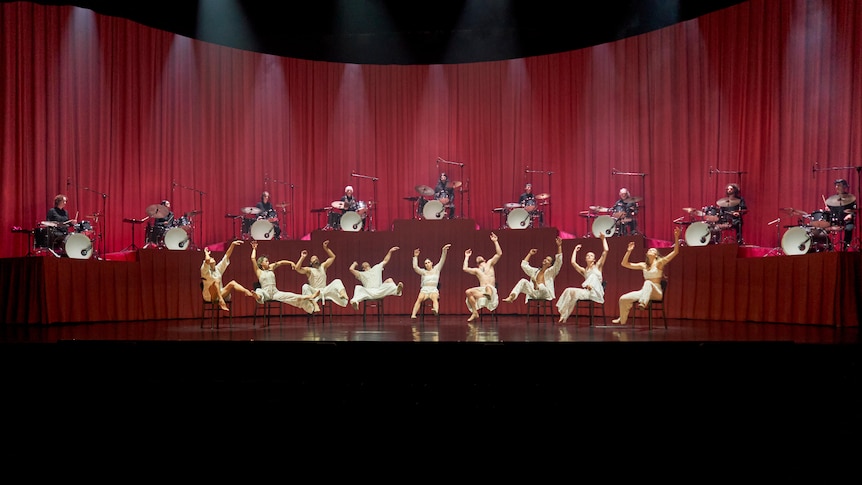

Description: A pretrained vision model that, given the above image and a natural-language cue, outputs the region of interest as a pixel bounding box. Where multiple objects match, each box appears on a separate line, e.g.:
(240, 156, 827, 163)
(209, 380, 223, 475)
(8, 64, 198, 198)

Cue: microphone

(67, 177, 71, 187)
(612, 168, 617, 175)
(812, 162, 817, 178)
(172, 181, 177, 187)
(290, 184, 295, 189)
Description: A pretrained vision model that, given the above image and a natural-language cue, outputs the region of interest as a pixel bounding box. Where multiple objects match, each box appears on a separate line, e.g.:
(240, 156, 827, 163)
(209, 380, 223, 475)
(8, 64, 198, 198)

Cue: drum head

(506, 208, 531, 229)
(782, 226, 811, 256)
(684, 221, 711, 246)
(250, 219, 274, 241)
(591, 215, 616, 237)
(524, 200, 537, 212)
(340, 211, 363, 231)
(808, 210, 830, 228)
(65, 233, 93, 259)
(355, 201, 368, 218)
(165, 227, 191, 250)
(423, 200, 445, 220)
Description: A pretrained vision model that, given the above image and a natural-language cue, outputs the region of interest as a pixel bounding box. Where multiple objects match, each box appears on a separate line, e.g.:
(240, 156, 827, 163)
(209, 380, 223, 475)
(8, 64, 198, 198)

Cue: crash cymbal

(716, 197, 741, 208)
(415, 185, 435, 197)
(404, 196, 419, 202)
(241, 206, 261, 215)
(146, 204, 170, 218)
(505, 202, 523, 209)
(826, 194, 856, 207)
(331, 200, 346, 210)
(39, 221, 59, 228)
(185, 210, 202, 217)
(535, 193, 550, 201)
(622, 196, 642, 204)
(310, 207, 329, 213)
(589, 205, 610, 213)
(682, 207, 696, 213)
(780, 207, 809, 217)
(446, 180, 463, 189)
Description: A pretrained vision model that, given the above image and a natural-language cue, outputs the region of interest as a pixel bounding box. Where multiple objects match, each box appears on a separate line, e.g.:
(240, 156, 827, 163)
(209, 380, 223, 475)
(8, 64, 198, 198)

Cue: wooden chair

(526, 295, 554, 323)
(631, 279, 668, 330)
(307, 294, 334, 324)
(419, 284, 441, 323)
(574, 281, 607, 327)
(252, 282, 283, 327)
(362, 298, 384, 324)
(200, 282, 231, 329)
(479, 283, 499, 323)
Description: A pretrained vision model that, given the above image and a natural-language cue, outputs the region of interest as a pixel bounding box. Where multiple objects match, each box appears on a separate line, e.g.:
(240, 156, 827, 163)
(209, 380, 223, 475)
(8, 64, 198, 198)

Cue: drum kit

(500, 193, 549, 229)
(678, 197, 745, 246)
(775, 195, 857, 255)
(413, 182, 462, 220)
(239, 206, 278, 240)
(143, 203, 199, 250)
(32, 217, 98, 259)
(582, 196, 641, 237)
(324, 200, 372, 231)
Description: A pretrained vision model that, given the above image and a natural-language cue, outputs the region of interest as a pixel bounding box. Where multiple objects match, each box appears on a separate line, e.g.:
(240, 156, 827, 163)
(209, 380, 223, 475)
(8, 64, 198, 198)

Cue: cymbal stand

(350, 171, 378, 231)
(764, 217, 784, 256)
(272, 179, 293, 239)
(83, 185, 109, 257)
(175, 182, 205, 250)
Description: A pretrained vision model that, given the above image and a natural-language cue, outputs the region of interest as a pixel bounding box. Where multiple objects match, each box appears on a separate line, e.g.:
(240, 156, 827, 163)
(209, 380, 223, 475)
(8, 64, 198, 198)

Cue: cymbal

(331, 200, 346, 210)
(276, 203, 290, 209)
(622, 196, 642, 204)
(579, 211, 597, 218)
(492, 207, 505, 213)
(716, 197, 741, 208)
(146, 204, 170, 218)
(225, 213, 242, 218)
(241, 206, 261, 215)
(535, 193, 550, 201)
(505, 202, 522, 209)
(122, 218, 147, 224)
(826, 194, 856, 207)
(39, 221, 59, 228)
(310, 208, 329, 213)
(415, 185, 434, 197)
(781, 207, 809, 217)
(589, 205, 609, 213)
(446, 180, 462, 189)
(403, 196, 420, 202)
(185, 210, 202, 217)
(86, 213, 101, 219)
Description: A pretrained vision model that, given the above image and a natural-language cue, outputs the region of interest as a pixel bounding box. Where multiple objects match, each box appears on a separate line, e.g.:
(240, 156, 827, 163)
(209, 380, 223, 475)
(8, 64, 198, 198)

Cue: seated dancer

(348, 246, 404, 310)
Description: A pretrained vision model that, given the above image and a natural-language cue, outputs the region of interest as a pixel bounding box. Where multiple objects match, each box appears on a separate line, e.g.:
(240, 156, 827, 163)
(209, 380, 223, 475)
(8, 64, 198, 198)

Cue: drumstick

(822, 194, 828, 209)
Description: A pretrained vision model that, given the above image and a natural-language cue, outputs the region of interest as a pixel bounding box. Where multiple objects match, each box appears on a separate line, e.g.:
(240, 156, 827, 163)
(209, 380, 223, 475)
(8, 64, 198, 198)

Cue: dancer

(556, 233, 609, 324)
(201, 240, 257, 311)
(410, 244, 451, 319)
(463, 232, 502, 322)
(612, 226, 681, 324)
(349, 246, 404, 310)
(250, 240, 319, 313)
(294, 240, 350, 307)
(501, 235, 563, 304)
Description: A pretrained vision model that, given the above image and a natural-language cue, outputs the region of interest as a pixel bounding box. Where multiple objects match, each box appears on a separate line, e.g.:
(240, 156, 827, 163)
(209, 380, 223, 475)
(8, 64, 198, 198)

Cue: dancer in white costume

(612, 226, 681, 324)
(250, 240, 319, 314)
(502, 236, 563, 304)
(295, 239, 349, 307)
(463, 233, 503, 322)
(201, 240, 257, 311)
(410, 244, 451, 319)
(556, 233, 609, 324)
(349, 246, 404, 309)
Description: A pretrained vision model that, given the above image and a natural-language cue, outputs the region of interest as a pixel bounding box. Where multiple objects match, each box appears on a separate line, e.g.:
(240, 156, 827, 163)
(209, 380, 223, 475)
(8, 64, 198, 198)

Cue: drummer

(518, 183, 544, 227)
(433, 173, 456, 219)
(143, 199, 174, 248)
(717, 183, 746, 245)
(255, 191, 282, 240)
(45, 193, 78, 246)
(338, 185, 368, 231)
(826, 178, 856, 250)
(611, 188, 639, 236)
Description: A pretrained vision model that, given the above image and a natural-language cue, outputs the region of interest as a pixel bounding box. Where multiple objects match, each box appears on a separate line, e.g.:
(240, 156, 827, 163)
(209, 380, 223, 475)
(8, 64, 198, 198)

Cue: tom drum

(808, 210, 831, 229)
(506, 208, 531, 229)
(591, 215, 617, 237)
(164, 226, 191, 250)
(423, 200, 446, 220)
(340, 211, 364, 232)
(684, 221, 712, 247)
(250, 219, 274, 241)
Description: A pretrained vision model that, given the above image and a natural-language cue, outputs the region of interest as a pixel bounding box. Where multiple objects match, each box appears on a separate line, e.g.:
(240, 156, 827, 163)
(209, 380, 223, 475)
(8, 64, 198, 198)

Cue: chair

(252, 282, 283, 327)
(200, 282, 232, 329)
(362, 298, 384, 324)
(574, 281, 607, 327)
(307, 293, 334, 324)
(526, 295, 554, 323)
(479, 283, 499, 323)
(631, 279, 668, 330)
(419, 284, 441, 323)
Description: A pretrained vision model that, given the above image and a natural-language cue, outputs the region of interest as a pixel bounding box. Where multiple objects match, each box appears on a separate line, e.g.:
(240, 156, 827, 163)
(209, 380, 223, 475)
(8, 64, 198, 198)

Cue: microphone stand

(272, 179, 293, 239)
(525, 168, 553, 228)
(438, 158, 465, 219)
(612, 168, 647, 237)
(351, 172, 379, 231)
(83, 185, 108, 259)
(176, 183, 204, 250)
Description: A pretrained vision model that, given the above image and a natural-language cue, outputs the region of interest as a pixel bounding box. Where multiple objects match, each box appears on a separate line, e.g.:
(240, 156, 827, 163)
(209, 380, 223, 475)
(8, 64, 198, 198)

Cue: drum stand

(122, 218, 147, 251)
(225, 214, 243, 240)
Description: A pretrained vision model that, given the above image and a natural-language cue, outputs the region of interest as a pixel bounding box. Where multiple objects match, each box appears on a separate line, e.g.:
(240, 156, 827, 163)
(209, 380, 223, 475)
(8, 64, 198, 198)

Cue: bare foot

(351, 301, 359, 310)
(219, 300, 229, 311)
(558, 318, 566, 324)
(396, 282, 404, 296)
(467, 312, 479, 322)
(410, 315, 417, 319)
(502, 294, 516, 303)
(432, 306, 438, 316)
(612, 318, 625, 324)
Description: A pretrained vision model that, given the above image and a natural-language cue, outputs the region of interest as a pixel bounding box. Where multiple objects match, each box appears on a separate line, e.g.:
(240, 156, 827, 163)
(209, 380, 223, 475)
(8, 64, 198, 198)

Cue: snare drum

(74, 221, 95, 239)
(250, 219, 274, 240)
(340, 211, 364, 232)
(435, 192, 451, 206)
(506, 208, 531, 229)
(808, 210, 831, 229)
(782, 226, 830, 255)
(702, 206, 720, 223)
(524, 199, 538, 213)
(684, 221, 712, 247)
(591, 215, 617, 237)
(355, 201, 368, 219)
(164, 227, 191, 250)
(423, 200, 446, 220)
(61, 232, 94, 259)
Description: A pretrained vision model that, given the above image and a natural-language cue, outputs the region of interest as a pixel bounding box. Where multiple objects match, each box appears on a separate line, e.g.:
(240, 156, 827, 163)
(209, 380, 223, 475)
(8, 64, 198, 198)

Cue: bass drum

(62, 232, 94, 259)
(684, 221, 712, 247)
(506, 208, 531, 229)
(251, 219, 274, 241)
(782, 226, 830, 255)
(164, 227, 191, 250)
(423, 200, 445, 220)
(591, 215, 616, 237)
(340, 211, 363, 232)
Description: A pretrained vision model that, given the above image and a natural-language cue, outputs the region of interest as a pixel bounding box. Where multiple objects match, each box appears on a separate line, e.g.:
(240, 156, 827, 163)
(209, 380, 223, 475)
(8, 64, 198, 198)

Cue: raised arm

(224, 239, 242, 261)
(570, 244, 585, 276)
(487, 232, 503, 266)
(349, 261, 361, 278)
(659, 227, 683, 267)
(381, 246, 399, 267)
(249, 240, 261, 279)
(621, 241, 644, 270)
(435, 244, 451, 270)
(596, 233, 609, 270)
(320, 240, 336, 269)
(294, 249, 309, 275)
(412, 249, 423, 275)
(463, 248, 477, 276)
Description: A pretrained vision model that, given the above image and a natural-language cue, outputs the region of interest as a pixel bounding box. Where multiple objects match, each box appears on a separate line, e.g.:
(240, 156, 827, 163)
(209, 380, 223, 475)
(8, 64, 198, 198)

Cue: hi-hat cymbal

(39, 221, 59, 228)
(781, 207, 809, 217)
(241, 206, 261, 215)
(535, 193, 550, 201)
(415, 185, 434, 197)
(623, 196, 642, 204)
(826, 194, 856, 207)
(589, 205, 609, 213)
(446, 180, 462, 189)
(404, 196, 419, 202)
(185, 210, 202, 218)
(276, 202, 290, 209)
(846, 208, 857, 213)
(716, 197, 741, 208)
(331, 200, 346, 210)
(505, 202, 522, 209)
(310, 207, 328, 213)
(146, 204, 170, 218)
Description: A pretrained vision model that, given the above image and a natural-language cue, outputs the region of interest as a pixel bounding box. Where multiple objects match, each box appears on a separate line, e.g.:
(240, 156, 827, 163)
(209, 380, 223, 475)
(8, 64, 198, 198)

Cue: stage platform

(1, 220, 859, 326)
